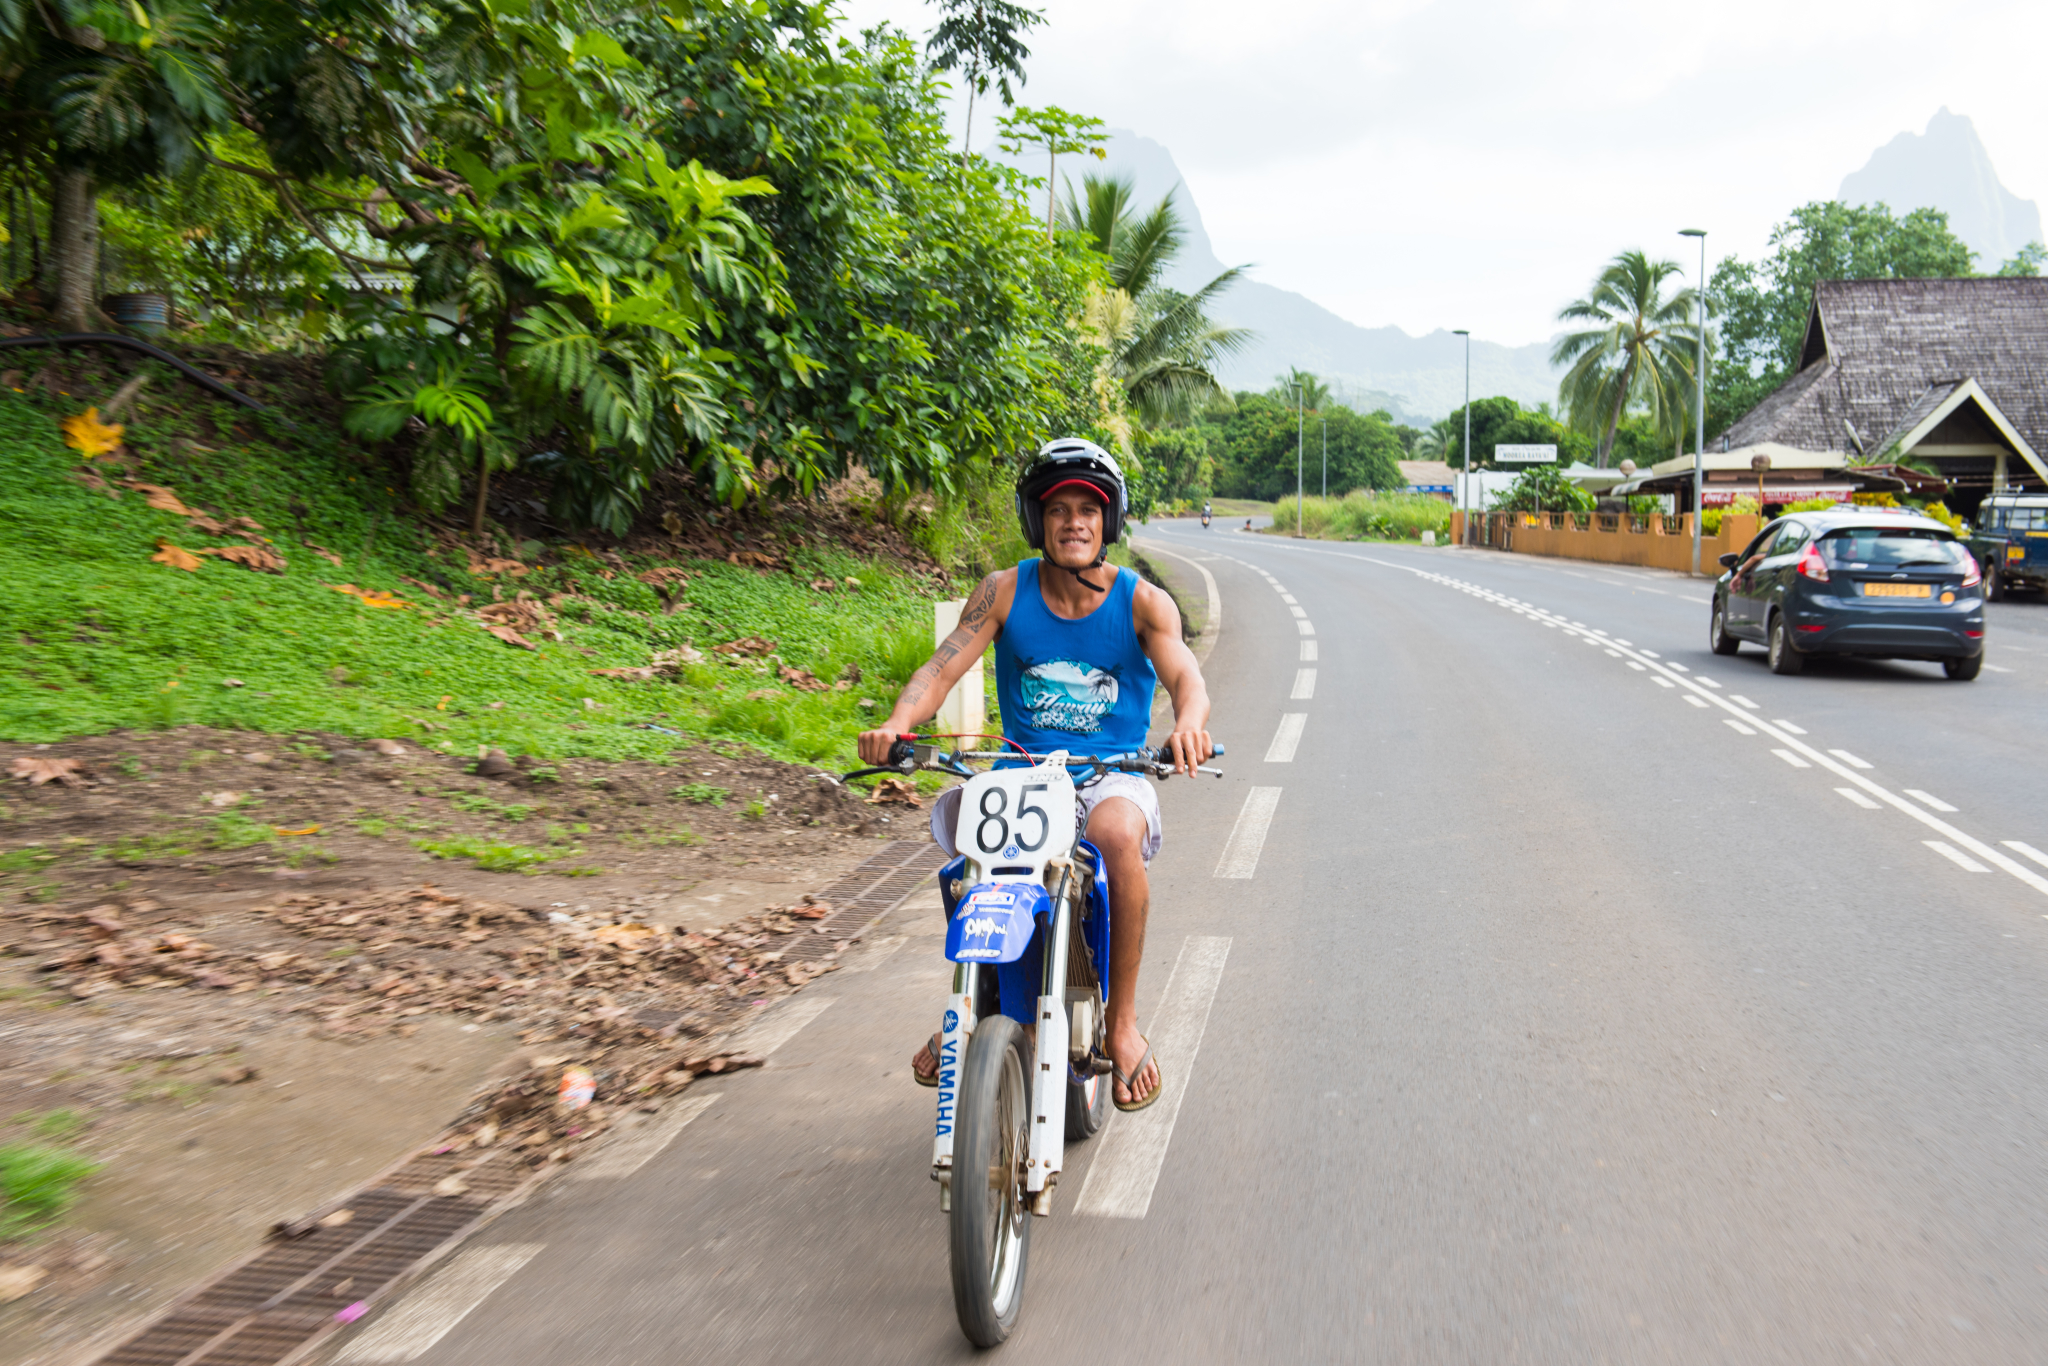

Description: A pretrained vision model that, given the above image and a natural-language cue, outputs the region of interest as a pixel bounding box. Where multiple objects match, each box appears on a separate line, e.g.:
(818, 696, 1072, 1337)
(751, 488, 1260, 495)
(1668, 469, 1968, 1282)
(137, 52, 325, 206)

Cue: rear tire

(1709, 599, 1741, 655)
(950, 1015, 1033, 1347)
(1946, 653, 1984, 681)
(1767, 614, 1805, 675)
(1987, 564, 2004, 601)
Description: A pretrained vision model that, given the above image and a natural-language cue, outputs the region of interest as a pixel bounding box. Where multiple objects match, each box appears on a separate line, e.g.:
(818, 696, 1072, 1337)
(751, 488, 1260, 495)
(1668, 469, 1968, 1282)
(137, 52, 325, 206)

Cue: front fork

(931, 863, 1075, 1215)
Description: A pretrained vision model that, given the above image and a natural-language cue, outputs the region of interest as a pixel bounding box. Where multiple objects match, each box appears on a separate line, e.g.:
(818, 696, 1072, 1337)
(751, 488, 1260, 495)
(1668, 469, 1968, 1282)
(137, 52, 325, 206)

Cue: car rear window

(1818, 527, 1965, 569)
(2006, 507, 2048, 531)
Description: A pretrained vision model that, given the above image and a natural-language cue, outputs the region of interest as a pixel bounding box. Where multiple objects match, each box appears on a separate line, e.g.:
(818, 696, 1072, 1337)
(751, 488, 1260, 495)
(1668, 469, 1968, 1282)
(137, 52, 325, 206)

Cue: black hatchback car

(1709, 510, 1986, 679)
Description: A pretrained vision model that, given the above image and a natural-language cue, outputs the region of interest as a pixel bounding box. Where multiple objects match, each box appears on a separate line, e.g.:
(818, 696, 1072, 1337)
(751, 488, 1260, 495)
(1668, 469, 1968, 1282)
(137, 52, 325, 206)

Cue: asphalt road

(324, 526, 2048, 1365)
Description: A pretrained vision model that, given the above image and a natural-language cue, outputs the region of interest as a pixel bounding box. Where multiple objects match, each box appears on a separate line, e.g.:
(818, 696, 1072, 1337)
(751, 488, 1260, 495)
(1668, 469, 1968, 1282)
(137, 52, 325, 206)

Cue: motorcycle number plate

(959, 766, 1076, 873)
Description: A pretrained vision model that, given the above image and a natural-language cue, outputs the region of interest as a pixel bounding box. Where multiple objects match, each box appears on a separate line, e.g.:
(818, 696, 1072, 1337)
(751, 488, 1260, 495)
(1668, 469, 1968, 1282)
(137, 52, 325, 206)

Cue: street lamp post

(1453, 329, 1471, 542)
(1680, 228, 1708, 575)
(1320, 415, 1328, 499)
(1295, 378, 1305, 538)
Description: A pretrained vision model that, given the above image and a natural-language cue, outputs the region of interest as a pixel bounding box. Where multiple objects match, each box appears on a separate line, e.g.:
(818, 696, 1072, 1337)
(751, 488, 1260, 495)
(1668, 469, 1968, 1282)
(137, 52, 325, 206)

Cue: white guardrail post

(934, 600, 985, 746)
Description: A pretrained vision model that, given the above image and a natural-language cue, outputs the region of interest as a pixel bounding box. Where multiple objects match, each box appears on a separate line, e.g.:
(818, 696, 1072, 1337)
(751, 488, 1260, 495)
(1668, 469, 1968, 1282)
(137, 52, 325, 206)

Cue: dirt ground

(0, 725, 921, 1364)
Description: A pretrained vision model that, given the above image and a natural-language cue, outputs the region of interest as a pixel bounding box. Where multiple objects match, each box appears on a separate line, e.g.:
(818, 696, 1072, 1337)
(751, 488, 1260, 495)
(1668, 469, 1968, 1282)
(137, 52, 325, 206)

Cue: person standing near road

(858, 439, 1214, 1111)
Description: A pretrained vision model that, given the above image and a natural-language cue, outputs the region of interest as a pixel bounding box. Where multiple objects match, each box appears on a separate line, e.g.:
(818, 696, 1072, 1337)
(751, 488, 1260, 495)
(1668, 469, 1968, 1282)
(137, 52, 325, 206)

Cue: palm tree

(1552, 250, 1702, 467)
(1271, 367, 1330, 412)
(1058, 174, 1252, 426)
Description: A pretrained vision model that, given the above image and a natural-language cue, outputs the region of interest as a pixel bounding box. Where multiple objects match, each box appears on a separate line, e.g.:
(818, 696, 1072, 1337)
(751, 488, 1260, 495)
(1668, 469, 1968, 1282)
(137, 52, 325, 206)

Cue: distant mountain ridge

(995, 130, 1561, 424)
(1840, 108, 2042, 270)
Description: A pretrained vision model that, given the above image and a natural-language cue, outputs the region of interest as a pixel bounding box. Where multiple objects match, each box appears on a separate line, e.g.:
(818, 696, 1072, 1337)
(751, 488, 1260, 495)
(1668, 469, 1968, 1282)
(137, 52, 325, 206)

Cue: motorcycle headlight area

(944, 883, 1051, 963)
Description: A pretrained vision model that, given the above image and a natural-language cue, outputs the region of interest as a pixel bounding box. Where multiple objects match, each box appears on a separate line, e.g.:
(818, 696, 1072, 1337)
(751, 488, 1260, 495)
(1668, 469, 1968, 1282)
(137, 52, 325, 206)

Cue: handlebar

(836, 736, 1226, 785)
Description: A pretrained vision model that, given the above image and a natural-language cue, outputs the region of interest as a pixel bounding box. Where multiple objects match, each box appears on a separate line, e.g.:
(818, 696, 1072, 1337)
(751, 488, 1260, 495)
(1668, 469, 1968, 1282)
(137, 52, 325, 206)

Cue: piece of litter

(334, 1301, 368, 1324)
(317, 1209, 354, 1227)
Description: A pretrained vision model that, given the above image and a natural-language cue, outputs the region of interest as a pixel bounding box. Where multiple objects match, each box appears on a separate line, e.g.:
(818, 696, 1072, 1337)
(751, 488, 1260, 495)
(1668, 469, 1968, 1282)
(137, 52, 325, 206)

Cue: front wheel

(950, 1014, 1033, 1347)
(1946, 652, 1984, 681)
(1709, 598, 1741, 655)
(1767, 614, 1805, 675)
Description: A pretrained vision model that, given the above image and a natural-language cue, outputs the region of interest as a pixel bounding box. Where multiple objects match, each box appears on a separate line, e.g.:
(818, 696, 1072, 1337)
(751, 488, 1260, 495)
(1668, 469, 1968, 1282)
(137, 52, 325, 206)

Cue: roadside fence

(1449, 510, 1762, 576)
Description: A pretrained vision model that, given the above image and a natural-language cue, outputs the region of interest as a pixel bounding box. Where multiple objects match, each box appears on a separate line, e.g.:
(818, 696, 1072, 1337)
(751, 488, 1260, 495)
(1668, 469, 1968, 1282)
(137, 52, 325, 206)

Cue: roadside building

(1710, 277, 2048, 517)
(1399, 460, 1455, 500)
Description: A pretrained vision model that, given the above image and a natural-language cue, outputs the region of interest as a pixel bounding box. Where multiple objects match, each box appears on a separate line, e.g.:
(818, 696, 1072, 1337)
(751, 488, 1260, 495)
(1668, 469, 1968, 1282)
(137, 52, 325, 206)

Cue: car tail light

(1796, 544, 1830, 582)
(1959, 549, 1981, 587)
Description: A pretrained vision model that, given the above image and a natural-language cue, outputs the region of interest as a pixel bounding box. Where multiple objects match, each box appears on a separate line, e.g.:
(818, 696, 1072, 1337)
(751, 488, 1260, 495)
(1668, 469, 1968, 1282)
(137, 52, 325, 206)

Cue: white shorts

(929, 772, 1163, 864)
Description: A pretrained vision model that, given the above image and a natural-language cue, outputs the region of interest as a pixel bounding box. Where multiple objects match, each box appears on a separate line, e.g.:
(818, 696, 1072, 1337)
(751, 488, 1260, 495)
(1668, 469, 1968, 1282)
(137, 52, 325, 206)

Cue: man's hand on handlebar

(857, 728, 909, 767)
(1161, 726, 1214, 777)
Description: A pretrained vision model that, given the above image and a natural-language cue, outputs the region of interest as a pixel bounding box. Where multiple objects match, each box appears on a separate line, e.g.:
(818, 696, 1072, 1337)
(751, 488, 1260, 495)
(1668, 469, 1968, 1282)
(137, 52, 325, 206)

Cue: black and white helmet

(1015, 438, 1128, 555)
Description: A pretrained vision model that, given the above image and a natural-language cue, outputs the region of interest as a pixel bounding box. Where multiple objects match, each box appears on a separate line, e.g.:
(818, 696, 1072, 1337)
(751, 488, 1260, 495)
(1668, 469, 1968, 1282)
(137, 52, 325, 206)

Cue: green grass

(1266, 491, 1452, 542)
(0, 846, 59, 875)
(412, 833, 588, 875)
(0, 1142, 100, 1237)
(0, 385, 954, 768)
(206, 812, 275, 849)
(671, 783, 730, 806)
(449, 793, 534, 822)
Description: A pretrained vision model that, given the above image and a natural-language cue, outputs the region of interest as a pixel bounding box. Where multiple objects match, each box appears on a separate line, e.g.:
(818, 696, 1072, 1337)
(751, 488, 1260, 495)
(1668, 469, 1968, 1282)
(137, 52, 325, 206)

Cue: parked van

(1968, 492, 2048, 599)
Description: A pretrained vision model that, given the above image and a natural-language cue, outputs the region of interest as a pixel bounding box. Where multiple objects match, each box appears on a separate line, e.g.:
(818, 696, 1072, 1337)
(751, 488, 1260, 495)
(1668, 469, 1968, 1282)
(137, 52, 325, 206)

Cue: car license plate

(1861, 582, 1932, 598)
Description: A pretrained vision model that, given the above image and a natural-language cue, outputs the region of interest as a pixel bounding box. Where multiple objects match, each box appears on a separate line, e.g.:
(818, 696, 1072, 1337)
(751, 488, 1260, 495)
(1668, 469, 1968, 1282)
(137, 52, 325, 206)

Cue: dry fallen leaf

(636, 566, 691, 588)
(206, 790, 245, 808)
(129, 482, 193, 515)
(481, 623, 535, 649)
(317, 1209, 355, 1228)
(272, 824, 321, 836)
(151, 539, 201, 572)
(305, 543, 345, 567)
(186, 513, 228, 535)
(328, 583, 410, 609)
(660, 510, 683, 536)
(432, 1175, 470, 1197)
(9, 756, 85, 787)
(714, 635, 776, 657)
(591, 923, 661, 951)
(589, 666, 656, 681)
(777, 665, 829, 692)
(650, 645, 703, 672)
(198, 543, 286, 573)
(370, 739, 406, 756)
(866, 777, 923, 808)
(61, 407, 123, 458)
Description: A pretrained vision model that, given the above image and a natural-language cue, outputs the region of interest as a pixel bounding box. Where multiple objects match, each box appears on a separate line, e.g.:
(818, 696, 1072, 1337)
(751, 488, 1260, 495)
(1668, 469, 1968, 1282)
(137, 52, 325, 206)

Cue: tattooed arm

(857, 569, 1014, 764)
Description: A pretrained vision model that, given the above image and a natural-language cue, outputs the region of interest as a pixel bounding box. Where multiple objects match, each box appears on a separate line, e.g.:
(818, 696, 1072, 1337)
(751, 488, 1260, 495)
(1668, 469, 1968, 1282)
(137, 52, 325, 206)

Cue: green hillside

(0, 379, 943, 767)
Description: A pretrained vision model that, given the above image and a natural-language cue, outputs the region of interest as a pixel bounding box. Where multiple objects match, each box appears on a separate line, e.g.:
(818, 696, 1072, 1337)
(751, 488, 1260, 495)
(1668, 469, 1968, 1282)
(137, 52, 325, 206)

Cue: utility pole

(1454, 330, 1471, 542)
(1321, 415, 1328, 499)
(1680, 229, 1708, 575)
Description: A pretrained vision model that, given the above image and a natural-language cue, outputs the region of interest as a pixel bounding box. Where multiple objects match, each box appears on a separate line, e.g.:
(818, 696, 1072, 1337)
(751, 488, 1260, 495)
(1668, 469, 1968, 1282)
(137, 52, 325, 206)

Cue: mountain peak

(1840, 109, 2041, 269)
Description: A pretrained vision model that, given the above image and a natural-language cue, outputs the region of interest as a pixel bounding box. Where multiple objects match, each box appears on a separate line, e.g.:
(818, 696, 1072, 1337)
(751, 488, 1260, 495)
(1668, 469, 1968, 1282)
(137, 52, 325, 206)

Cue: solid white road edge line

(1904, 789, 1957, 812)
(1265, 714, 1307, 763)
(2003, 841, 2048, 870)
(1214, 788, 1282, 879)
(1074, 935, 1232, 1219)
(1835, 787, 1881, 809)
(1347, 553, 2048, 901)
(1132, 540, 1221, 665)
(570, 1092, 722, 1182)
(337, 1243, 545, 1363)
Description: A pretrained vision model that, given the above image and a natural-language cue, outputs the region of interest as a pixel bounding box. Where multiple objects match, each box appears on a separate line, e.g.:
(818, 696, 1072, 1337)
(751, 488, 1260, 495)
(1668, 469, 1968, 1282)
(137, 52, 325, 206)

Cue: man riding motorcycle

(858, 439, 1214, 1111)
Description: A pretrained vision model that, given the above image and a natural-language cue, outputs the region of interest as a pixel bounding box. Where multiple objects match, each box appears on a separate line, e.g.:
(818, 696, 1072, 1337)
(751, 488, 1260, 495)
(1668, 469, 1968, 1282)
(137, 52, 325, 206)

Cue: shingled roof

(1716, 278, 2048, 487)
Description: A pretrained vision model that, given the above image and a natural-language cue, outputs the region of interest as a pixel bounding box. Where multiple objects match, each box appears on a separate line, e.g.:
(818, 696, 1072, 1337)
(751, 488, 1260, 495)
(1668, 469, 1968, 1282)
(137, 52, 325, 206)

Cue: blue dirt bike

(841, 736, 1223, 1346)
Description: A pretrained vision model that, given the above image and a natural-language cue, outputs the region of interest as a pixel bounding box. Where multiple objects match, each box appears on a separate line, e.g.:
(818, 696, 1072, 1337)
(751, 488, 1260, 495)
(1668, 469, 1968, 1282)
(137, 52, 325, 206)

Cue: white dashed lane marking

(1926, 841, 1991, 873)
(1291, 669, 1316, 700)
(1296, 619, 1315, 636)
(2004, 841, 2048, 870)
(1214, 788, 1282, 879)
(1265, 713, 1307, 762)
(1075, 935, 1232, 1219)
(1299, 640, 1318, 661)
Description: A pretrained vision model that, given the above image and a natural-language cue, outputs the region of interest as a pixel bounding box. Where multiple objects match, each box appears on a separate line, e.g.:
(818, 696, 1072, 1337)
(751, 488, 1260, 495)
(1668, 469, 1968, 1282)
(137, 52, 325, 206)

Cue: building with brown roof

(1715, 278, 2048, 515)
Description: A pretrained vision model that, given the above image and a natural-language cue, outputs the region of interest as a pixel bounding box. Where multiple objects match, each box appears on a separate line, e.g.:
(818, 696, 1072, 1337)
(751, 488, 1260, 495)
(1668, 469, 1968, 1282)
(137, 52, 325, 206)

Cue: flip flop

(1112, 1036, 1162, 1113)
(913, 1032, 941, 1088)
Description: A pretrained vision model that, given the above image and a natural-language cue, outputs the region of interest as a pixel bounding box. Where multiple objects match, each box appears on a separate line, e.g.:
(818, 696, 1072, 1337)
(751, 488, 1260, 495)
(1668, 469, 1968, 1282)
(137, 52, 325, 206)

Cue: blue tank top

(994, 559, 1157, 761)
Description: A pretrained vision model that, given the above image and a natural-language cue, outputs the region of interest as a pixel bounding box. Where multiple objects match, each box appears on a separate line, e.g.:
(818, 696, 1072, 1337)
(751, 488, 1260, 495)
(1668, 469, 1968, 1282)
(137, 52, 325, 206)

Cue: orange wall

(1448, 512, 1760, 576)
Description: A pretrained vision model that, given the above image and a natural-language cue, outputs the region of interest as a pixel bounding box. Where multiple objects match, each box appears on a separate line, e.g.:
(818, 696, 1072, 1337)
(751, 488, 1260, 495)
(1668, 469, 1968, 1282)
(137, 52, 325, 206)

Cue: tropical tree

(925, 0, 1043, 162)
(1552, 250, 1701, 467)
(1270, 368, 1330, 413)
(997, 104, 1104, 238)
(1058, 173, 1250, 426)
(0, 0, 236, 330)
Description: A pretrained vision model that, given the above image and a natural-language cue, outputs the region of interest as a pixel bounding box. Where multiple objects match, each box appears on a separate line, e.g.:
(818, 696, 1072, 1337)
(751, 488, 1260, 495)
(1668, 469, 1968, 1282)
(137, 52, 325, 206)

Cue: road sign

(1494, 444, 1557, 463)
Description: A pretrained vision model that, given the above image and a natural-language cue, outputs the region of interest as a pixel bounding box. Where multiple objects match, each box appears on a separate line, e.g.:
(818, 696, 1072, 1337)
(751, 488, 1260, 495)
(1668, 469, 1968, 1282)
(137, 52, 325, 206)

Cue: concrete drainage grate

(93, 844, 943, 1366)
(779, 839, 944, 962)
(96, 1150, 540, 1366)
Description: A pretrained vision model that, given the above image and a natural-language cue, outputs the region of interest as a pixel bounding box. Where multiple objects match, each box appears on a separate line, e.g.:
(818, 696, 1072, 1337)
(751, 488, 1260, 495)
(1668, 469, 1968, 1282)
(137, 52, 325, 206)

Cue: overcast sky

(835, 0, 2048, 348)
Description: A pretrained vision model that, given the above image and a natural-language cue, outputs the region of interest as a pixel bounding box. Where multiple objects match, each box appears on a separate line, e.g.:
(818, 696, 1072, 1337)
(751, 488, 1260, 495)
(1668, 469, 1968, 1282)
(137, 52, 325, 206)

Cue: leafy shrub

(1268, 491, 1452, 541)
(672, 784, 730, 806)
